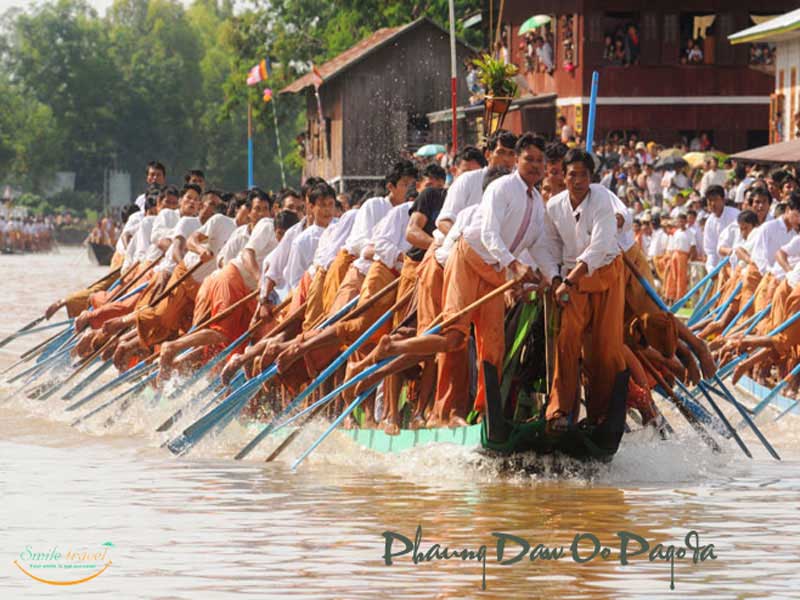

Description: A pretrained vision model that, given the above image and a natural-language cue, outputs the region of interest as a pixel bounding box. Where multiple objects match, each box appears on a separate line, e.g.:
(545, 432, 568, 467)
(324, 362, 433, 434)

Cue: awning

(731, 139, 800, 164)
(729, 8, 800, 44)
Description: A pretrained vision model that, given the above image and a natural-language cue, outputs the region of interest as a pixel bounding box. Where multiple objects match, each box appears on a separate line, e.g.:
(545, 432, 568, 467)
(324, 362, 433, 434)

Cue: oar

(288, 278, 520, 469)
(105, 256, 163, 304)
(70, 365, 158, 426)
(635, 350, 721, 452)
(694, 381, 752, 458)
(0, 316, 48, 349)
(719, 295, 756, 338)
(1, 326, 71, 377)
(165, 279, 396, 456)
(688, 289, 723, 327)
(0, 319, 73, 345)
(688, 279, 713, 321)
(711, 373, 780, 460)
(671, 256, 729, 312)
(65, 358, 154, 412)
(233, 286, 414, 460)
(739, 361, 800, 424)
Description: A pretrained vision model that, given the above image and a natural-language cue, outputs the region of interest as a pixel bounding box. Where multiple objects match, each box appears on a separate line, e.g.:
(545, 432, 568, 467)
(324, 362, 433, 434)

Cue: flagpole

(448, 0, 458, 153)
(247, 101, 254, 188)
(271, 97, 287, 188)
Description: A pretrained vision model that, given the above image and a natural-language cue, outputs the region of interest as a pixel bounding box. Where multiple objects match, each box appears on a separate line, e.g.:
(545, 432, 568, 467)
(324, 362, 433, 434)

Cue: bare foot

(408, 414, 426, 430)
(382, 420, 401, 436)
(448, 415, 468, 428)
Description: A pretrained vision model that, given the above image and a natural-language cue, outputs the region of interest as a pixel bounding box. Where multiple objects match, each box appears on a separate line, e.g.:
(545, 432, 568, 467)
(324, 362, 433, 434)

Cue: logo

(14, 542, 114, 586)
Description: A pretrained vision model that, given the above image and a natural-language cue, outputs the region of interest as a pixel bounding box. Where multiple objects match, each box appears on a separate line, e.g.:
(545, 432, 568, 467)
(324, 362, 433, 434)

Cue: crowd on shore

(0, 214, 55, 253)
(36, 130, 800, 437)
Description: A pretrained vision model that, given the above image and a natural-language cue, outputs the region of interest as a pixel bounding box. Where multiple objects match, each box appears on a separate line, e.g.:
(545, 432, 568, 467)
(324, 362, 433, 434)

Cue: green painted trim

(343, 424, 483, 453)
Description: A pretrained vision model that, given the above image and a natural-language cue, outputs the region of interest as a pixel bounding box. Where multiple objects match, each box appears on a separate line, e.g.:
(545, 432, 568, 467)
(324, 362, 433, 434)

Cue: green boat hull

(342, 423, 482, 453)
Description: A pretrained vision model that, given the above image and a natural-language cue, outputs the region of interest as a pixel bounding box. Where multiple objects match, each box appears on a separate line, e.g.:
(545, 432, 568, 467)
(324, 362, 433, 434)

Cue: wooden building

(431, 1, 798, 152)
(281, 18, 473, 191)
(730, 9, 800, 144)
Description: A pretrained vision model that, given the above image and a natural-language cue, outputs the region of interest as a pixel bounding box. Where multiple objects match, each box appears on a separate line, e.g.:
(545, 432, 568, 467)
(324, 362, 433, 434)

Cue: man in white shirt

(134, 161, 166, 211)
(435, 130, 517, 234)
(537, 149, 626, 433)
(350, 135, 549, 429)
(702, 185, 739, 272)
(698, 157, 728, 197)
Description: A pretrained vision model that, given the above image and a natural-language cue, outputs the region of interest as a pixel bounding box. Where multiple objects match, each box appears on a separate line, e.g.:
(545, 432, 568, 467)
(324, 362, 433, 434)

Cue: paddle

(670, 256, 729, 312)
(635, 350, 721, 453)
(233, 285, 414, 460)
(287, 278, 520, 469)
(688, 279, 713, 321)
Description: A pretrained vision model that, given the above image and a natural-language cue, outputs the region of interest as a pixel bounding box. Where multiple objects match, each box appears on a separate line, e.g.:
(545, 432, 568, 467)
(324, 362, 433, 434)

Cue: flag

(311, 63, 324, 89)
(246, 58, 269, 86)
(262, 88, 273, 103)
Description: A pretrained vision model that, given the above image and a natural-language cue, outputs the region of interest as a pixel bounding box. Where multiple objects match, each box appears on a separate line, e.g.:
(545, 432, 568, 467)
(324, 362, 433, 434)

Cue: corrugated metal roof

(281, 17, 464, 94)
(731, 138, 800, 163)
(729, 9, 800, 44)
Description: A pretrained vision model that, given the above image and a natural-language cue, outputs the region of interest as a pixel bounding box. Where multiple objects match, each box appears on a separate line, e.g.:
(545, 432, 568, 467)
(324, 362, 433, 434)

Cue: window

(518, 16, 555, 75)
(602, 12, 640, 66)
(679, 13, 716, 65)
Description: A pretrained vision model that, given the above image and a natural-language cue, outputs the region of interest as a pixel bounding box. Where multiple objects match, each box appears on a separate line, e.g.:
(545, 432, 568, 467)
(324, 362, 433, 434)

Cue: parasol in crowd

(683, 151, 728, 169)
(414, 144, 447, 157)
(658, 147, 684, 160)
(519, 15, 551, 36)
(653, 156, 688, 171)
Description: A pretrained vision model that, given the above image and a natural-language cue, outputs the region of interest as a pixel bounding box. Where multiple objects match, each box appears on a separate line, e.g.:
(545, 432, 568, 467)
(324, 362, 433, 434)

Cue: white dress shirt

(343, 196, 391, 258)
(158, 216, 201, 274)
(457, 171, 550, 276)
(436, 166, 488, 227)
(285, 223, 325, 289)
(648, 228, 668, 259)
(703, 205, 740, 270)
(313, 209, 358, 270)
(435, 204, 480, 267)
(749, 217, 797, 275)
(262, 217, 305, 290)
(373, 201, 413, 271)
(540, 183, 620, 280)
(218, 224, 250, 269)
(145, 208, 180, 262)
(232, 217, 277, 290)
(184, 214, 238, 283)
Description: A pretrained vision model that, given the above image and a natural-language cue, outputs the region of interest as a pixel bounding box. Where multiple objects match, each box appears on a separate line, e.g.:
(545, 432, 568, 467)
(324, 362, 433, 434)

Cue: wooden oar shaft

(146, 259, 206, 308)
(108, 255, 163, 303)
(339, 277, 400, 324)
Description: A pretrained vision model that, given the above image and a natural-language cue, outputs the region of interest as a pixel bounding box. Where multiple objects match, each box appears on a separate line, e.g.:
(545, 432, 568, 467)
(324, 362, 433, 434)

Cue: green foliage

(0, 0, 483, 202)
(472, 53, 518, 98)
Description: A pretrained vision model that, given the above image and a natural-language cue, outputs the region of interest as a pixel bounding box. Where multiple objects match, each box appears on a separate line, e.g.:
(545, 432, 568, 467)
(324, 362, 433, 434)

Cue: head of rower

(484, 130, 517, 171)
(146, 161, 166, 187)
(386, 160, 419, 206)
(178, 184, 202, 217)
(419, 164, 446, 190)
(184, 169, 205, 191)
(248, 188, 272, 230)
(737, 209, 759, 241)
(156, 185, 180, 212)
(749, 186, 771, 224)
(453, 145, 486, 178)
(563, 148, 595, 209)
(301, 177, 326, 224)
(273, 209, 300, 243)
(309, 182, 337, 229)
(705, 185, 727, 218)
(198, 189, 226, 223)
(277, 188, 304, 217)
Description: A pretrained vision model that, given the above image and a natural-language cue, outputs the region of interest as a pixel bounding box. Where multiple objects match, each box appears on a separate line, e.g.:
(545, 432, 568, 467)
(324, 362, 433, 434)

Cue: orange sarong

(435, 239, 505, 417)
(135, 262, 201, 347)
(548, 255, 626, 422)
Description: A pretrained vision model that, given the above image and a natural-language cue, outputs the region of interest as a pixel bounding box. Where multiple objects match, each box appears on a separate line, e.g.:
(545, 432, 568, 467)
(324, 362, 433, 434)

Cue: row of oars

(2, 255, 790, 470)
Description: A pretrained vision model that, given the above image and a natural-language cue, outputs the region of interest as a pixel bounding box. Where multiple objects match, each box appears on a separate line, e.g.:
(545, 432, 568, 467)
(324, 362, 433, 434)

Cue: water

(2, 248, 800, 599)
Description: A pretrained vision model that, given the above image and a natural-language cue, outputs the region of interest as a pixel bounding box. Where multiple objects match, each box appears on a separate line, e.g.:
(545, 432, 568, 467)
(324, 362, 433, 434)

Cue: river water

(1, 248, 799, 599)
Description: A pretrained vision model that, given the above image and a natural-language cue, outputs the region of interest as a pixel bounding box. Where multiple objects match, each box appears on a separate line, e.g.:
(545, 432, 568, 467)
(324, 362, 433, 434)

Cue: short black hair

(737, 210, 759, 227)
(278, 188, 301, 206)
(455, 145, 487, 167)
(704, 185, 725, 200)
(422, 163, 447, 182)
(545, 141, 568, 162)
(563, 148, 595, 173)
(482, 166, 511, 191)
(202, 189, 227, 213)
(749, 186, 771, 203)
(248, 187, 273, 209)
(386, 159, 418, 186)
(121, 203, 140, 224)
(515, 132, 546, 155)
(769, 169, 789, 185)
(274, 209, 300, 232)
(302, 177, 326, 199)
(184, 169, 205, 182)
(145, 194, 159, 211)
(181, 183, 202, 196)
(161, 184, 180, 199)
(146, 161, 166, 176)
(308, 182, 336, 205)
(485, 130, 518, 152)
(687, 209, 697, 218)
(349, 187, 367, 208)
(788, 191, 800, 212)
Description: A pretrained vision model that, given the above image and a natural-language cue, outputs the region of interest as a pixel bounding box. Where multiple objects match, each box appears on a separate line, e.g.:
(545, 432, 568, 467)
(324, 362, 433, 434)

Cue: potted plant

(472, 53, 519, 135)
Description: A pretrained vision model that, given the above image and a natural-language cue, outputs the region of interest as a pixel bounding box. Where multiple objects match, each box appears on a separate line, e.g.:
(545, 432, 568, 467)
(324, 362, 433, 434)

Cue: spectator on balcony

(686, 39, 704, 64)
(536, 36, 554, 74)
(624, 24, 640, 66)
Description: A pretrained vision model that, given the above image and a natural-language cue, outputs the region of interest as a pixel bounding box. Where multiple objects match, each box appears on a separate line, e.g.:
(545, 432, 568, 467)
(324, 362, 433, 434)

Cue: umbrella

(658, 148, 684, 160)
(653, 156, 688, 171)
(519, 14, 551, 36)
(683, 151, 728, 169)
(415, 144, 446, 157)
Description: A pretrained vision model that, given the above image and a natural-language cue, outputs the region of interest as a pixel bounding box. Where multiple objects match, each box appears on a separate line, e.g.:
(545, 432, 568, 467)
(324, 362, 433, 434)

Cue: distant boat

(88, 242, 114, 266)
